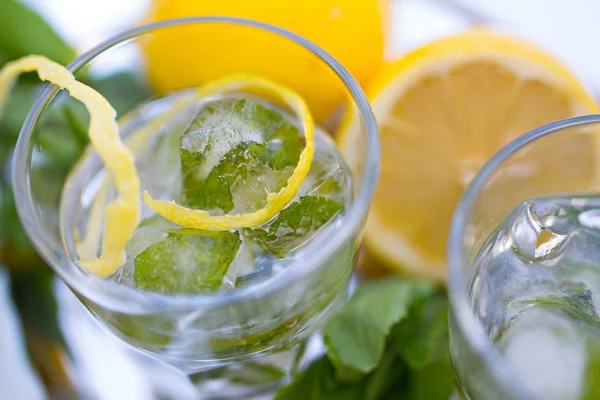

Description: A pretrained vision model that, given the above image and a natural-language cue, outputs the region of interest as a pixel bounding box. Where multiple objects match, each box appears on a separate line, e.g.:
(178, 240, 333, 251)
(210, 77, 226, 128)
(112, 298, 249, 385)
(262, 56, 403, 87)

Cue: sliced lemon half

(339, 28, 600, 281)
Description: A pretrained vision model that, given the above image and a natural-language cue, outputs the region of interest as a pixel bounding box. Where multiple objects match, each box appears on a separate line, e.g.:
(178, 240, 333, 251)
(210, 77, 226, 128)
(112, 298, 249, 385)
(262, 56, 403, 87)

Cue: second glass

(449, 114, 600, 400)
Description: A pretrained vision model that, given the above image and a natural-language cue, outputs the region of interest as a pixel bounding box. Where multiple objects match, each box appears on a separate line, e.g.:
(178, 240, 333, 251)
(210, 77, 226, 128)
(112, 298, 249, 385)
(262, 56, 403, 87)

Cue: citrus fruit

(143, 0, 388, 122)
(339, 28, 600, 281)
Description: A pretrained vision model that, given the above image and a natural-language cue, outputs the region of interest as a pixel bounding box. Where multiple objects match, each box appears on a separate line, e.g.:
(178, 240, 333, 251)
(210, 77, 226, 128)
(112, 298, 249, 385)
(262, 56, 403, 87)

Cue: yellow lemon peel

(337, 28, 600, 282)
(0, 55, 140, 278)
(144, 74, 315, 231)
(74, 93, 200, 261)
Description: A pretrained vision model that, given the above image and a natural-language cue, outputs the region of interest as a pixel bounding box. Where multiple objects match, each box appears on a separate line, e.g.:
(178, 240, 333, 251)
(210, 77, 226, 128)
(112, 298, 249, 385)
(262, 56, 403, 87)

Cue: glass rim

(12, 16, 380, 310)
(448, 113, 600, 399)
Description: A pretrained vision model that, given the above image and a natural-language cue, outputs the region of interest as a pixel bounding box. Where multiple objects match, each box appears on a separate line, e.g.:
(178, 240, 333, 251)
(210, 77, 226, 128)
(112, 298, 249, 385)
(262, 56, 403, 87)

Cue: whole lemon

(143, 0, 388, 121)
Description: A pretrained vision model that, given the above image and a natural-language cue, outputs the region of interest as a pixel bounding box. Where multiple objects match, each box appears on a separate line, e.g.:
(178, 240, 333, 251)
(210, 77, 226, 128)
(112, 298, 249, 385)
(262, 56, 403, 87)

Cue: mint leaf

(277, 279, 453, 399)
(392, 293, 449, 369)
(0, 0, 75, 64)
(108, 311, 175, 348)
(188, 141, 271, 212)
(518, 295, 600, 330)
(323, 278, 436, 376)
(0, 185, 31, 256)
(583, 338, 600, 400)
(387, 293, 454, 399)
(362, 350, 407, 400)
(125, 215, 179, 260)
(275, 357, 364, 400)
(228, 362, 286, 386)
(180, 97, 302, 211)
(244, 196, 343, 257)
(84, 72, 150, 115)
(389, 354, 454, 400)
(134, 229, 241, 293)
(0, 83, 42, 136)
(301, 152, 348, 201)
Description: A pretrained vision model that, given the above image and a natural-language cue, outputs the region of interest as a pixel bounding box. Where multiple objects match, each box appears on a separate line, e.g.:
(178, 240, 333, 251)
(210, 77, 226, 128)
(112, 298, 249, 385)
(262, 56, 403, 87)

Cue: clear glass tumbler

(12, 17, 379, 398)
(448, 114, 600, 400)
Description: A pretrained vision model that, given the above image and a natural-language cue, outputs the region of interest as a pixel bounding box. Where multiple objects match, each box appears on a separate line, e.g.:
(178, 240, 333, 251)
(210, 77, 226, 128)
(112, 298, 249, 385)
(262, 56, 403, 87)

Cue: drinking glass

(448, 114, 600, 399)
(12, 17, 379, 398)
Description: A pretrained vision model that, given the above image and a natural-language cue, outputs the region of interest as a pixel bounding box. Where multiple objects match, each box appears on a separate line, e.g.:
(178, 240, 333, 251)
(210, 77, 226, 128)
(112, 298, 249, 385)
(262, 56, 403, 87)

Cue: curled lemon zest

(0, 55, 139, 277)
(144, 74, 315, 231)
(75, 93, 200, 262)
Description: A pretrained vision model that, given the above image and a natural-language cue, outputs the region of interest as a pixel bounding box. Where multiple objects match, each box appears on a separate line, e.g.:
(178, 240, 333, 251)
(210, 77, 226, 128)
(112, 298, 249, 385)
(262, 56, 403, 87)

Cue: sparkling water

(471, 195, 600, 399)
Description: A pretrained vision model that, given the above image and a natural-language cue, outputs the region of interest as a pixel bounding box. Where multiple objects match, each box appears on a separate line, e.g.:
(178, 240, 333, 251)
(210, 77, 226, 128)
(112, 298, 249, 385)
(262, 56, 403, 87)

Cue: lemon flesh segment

(0, 55, 140, 278)
(339, 29, 600, 281)
(144, 74, 315, 231)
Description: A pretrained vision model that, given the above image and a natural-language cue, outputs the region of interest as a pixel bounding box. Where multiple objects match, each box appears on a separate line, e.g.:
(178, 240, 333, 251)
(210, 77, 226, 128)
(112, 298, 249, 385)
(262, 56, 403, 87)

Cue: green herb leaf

(180, 97, 302, 211)
(362, 350, 407, 400)
(244, 196, 343, 257)
(392, 293, 449, 369)
(85, 72, 151, 115)
(0, 83, 41, 135)
(10, 268, 65, 347)
(188, 141, 271, 212)
(228, 362, 286, 386)
(134, 229, 241, 293)
(323, 278, 436, 377)
(517, 295, 600, 330)
(275, 357, 364, 400)
(388, 353, 455, 400)
(0, 0, 75, 64)
(0, 185, 31, 256)
(583, 337, 600, 400)
(277, 279, 453, 399)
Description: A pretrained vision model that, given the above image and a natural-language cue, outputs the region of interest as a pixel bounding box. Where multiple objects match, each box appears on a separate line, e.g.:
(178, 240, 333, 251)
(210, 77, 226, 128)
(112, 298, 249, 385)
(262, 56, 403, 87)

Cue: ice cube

(125, 226, 168, 260)
(133, 229, 241, 294)
(498, 308, 585, 400)
(579, 209, 600, 230)
(243, 195, 343, 257)
(180, 97, 303, 213)
(221, 241, 255, 290)
(229, 163, 293, 214)
(136, 102, 197, 213)
(535, 229, 569, 259)
(239, 128, 349, 257)
(113, 259, 135, 287)
(125, 215, 179, 259)
(297, 130, 350, 205)
(510, 200, 573, 263)
(190, 142, 291, 214)
(220, 241, 275, 289)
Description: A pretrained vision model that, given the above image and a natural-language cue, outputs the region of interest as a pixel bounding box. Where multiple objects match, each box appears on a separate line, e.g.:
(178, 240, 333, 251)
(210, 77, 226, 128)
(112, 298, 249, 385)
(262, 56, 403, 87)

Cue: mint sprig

(324, 279, 436, 377)
(276, 279, 454, 400)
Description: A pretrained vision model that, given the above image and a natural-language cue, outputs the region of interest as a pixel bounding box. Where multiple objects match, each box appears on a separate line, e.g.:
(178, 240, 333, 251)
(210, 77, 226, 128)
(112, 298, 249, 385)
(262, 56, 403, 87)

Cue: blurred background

(2, 0, 600, 398)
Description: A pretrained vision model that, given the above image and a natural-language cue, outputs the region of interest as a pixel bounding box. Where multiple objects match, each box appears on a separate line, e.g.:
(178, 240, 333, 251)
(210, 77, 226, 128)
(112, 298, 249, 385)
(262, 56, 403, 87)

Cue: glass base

(162, 285, 349, 399)
(188, 334, 325, 399)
